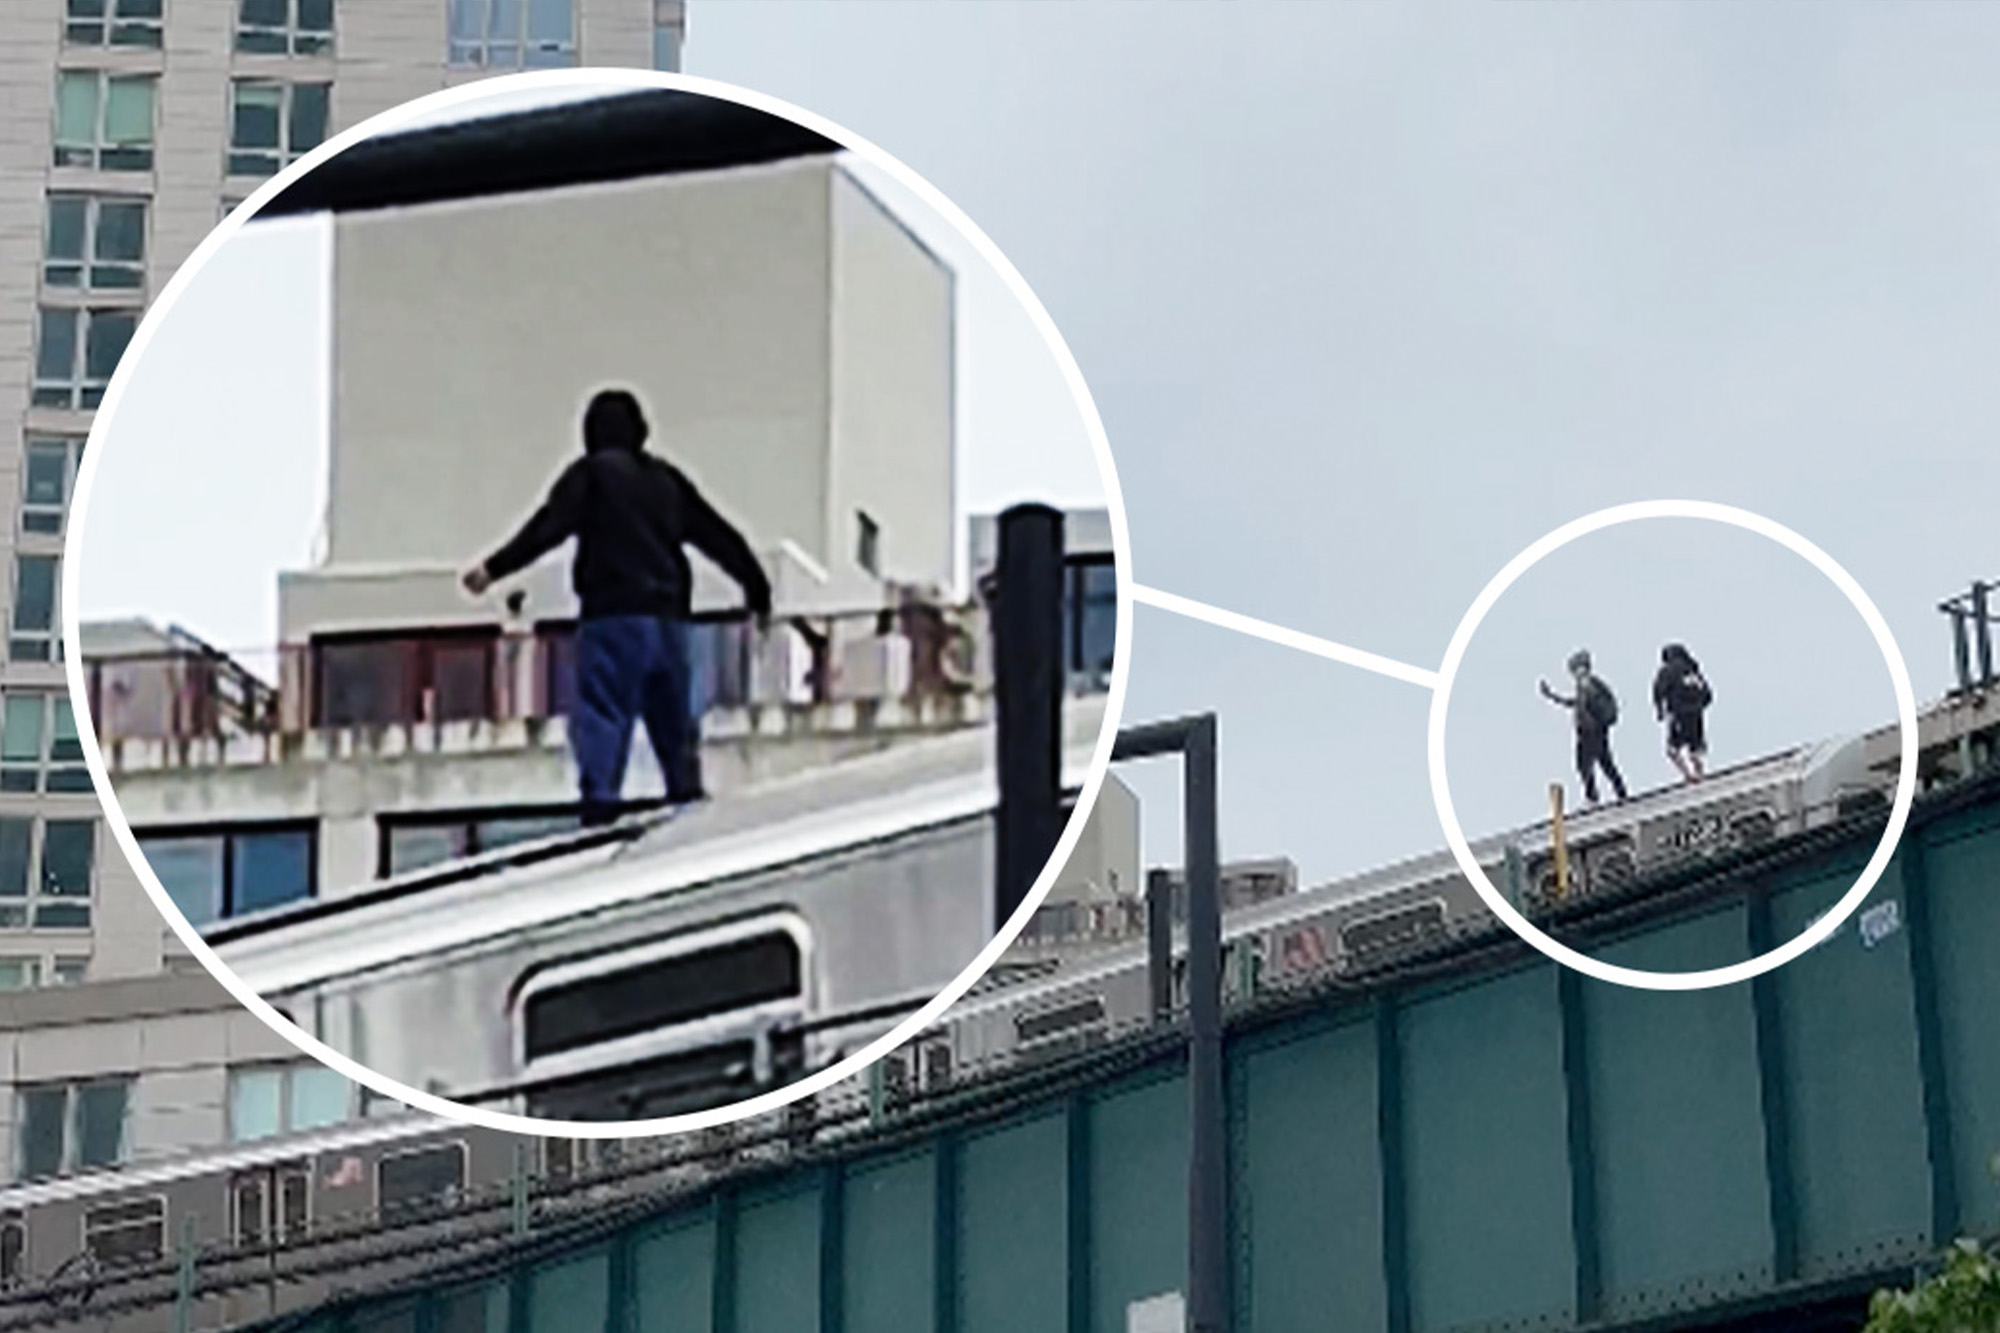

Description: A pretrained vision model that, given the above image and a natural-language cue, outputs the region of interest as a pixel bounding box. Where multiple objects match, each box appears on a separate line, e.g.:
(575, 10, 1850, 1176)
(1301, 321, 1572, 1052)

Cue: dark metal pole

(1947, 604, 1972, 696)
(1111, 712, 1228, 1332)
(1183, 714, 1227, 1333)
(1145, 867, 1174, 1023)
(993, 503, 1066, 931)
(1974, 581, 1995, 688)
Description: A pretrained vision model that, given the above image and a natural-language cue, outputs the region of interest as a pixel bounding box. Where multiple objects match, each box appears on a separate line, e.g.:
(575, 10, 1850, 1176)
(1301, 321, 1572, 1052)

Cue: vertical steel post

(993, 504, 1066, 932)
(1948, 604, 1974, 695)
(173, 1215, 196, 1333)
(511, 1141, 531, 1239)
(1184, 715, 1226, 1333)
(1146, 867, 1174, 1023)
(1974, 581, 1995, 688)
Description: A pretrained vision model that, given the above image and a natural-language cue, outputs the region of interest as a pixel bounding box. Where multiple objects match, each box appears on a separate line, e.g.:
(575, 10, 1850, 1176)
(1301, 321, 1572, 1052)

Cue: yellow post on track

(1549, 782, 1572, 903)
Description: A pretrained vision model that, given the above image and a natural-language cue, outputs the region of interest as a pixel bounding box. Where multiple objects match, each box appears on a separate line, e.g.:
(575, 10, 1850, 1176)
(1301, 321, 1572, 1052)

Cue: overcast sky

(82, 4, 2000, 890)
(685, 2, 1997, 884)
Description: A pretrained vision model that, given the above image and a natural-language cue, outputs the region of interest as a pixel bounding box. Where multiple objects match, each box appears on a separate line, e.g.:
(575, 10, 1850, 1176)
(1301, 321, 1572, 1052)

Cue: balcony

(83, 592, 1114, 762)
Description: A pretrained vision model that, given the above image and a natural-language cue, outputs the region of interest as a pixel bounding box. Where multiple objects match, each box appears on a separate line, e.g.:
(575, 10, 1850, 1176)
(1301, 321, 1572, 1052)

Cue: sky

(76, 79, 1107, 679)
(681, 2, 1999, 884)
(81, 4, 2000, 890)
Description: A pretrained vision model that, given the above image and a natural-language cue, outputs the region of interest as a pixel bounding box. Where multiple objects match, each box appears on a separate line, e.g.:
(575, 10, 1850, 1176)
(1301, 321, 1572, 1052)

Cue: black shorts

(1668, 710, 1706, 754)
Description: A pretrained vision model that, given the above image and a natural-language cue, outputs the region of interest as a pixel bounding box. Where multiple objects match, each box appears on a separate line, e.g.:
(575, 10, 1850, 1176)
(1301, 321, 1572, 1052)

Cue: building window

(448, 0, 576, 71)
(856, 511, 881, 577)
(44, 195, 147, 294)
(63, 0, 164, 49)
(34, 306, 136, 412)
(1063, 555, 1117, 693)
(236, 0, 334, 56)
(21, 439, 85, 538)
(228, 80, 331, 179)
(53, 71, 156, 172)
(0, 818, 96, 931)
(311, 629, 498, 729)
(17, 1079, 129, 1180)
(9, 556, 62, 661)
(232, 1164, 310, 1247)
(381, 808, 583, 878)
(228, 1063, 353, 1143)
(378, 1143, 466, 1215)
(1, 695, 91, 794)
(83, 1198, 163, 1266)
(134, 823, 316, 929)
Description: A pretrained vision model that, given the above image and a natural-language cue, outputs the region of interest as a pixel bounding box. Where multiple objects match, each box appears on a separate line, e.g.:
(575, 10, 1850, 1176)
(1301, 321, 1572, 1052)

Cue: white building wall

(1049, 771, 1139, 904)
(826, 169, 956, 603)
(319, 159, 844, 625)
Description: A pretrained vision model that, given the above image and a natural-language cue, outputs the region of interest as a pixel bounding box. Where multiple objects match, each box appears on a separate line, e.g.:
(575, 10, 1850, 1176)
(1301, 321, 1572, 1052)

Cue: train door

(232, 1163, 311, 1247)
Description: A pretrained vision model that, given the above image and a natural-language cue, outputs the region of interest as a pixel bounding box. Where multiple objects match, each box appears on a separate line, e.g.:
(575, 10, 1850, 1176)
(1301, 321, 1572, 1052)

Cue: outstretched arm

(1539, 679, 1574, 707)
(681, 478, 773, 618)
(477, 461, 588, 585)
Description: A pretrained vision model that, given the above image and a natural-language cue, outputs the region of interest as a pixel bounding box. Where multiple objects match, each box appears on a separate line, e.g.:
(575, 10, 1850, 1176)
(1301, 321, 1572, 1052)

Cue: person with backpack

(463, 388, 772, 827)
(1539, 649, 1629, 806)
(1652, 642, 1713, 782)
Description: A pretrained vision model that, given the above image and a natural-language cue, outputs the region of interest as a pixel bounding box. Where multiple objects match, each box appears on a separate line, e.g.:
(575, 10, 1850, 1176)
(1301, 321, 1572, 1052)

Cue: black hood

(583, 390, 649, 455)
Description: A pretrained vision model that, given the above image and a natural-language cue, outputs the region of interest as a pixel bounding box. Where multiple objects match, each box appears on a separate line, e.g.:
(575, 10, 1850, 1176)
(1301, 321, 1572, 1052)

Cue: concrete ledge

(104, 692, 999, 777)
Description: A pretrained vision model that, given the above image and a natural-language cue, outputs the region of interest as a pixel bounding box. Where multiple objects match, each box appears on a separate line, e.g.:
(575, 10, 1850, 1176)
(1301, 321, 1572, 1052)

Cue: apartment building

(1, 0, 685, 984)
(0, 0, 687, 1232)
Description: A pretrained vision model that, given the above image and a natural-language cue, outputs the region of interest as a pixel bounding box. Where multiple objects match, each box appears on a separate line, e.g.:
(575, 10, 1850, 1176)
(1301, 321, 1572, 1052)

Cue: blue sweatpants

(570, 615, 703, 819)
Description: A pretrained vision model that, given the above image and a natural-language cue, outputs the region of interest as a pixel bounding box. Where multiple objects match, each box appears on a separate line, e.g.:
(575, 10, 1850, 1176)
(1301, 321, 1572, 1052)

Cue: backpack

(1686, 671, 1712, 709)
(1584, 677, 1619, 728)
(1667, 668, 1711, 713)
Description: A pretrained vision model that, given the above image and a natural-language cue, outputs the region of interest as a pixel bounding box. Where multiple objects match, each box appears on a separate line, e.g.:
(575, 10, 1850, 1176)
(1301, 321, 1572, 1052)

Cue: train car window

(920, 1037, 953, 1090)
(83, 1197, 164, 1267)
(542, 1137, 577, 1181)
(524, 1032, 807, 1122)
(377, 1143, 466, 1216)
(1341, 901, 1447, 961)
(522, 930, 802, 1062)
(1015, 996, 1106, 1046)
(0, 1213, 21, 1288)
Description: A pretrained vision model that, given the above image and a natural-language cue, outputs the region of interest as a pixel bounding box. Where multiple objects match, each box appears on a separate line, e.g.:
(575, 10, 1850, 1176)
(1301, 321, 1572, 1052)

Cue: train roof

(944, 736, 1869, 1014)
(213, 698, 1110, 996)
(252, 87, 842, 221)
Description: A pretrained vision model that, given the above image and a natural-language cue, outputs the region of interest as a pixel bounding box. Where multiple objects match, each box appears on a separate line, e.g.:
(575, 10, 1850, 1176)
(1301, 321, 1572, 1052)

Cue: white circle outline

(61, 68, 1135, 1137)
(1426, 499, 1918, 992)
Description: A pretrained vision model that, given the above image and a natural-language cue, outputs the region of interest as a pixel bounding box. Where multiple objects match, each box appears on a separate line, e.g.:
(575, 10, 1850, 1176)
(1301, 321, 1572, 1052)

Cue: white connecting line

(1130, 584, 1440, 691)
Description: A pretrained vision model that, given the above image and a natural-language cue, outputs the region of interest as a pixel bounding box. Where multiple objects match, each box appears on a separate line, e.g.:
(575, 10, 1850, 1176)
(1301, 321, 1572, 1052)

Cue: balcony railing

(82, 596, 1119, 749)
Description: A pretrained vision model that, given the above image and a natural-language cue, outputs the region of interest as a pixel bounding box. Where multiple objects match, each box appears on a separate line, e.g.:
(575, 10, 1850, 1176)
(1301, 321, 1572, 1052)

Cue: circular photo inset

(67, 71, 1129, 1134)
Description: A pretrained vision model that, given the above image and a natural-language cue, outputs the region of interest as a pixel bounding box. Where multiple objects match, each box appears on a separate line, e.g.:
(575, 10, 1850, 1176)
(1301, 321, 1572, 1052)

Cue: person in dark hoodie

(1652, 642, 1713, 782)
(463, 389, 772, 826)
(1539, 648, 1629, 806)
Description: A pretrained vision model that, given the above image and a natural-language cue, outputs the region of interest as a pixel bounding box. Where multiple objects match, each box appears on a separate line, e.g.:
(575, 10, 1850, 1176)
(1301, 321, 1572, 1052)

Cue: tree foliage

(1868, 1241, 2000, 1333)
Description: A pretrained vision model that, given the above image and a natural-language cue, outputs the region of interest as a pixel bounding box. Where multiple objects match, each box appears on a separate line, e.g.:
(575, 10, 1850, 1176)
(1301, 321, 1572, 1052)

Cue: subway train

(0, 730, 1894, 1328)
(0, 1107, 703, 1333)
(208, 697, 1111, 1124)
(879, 732, 1897, 1093)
